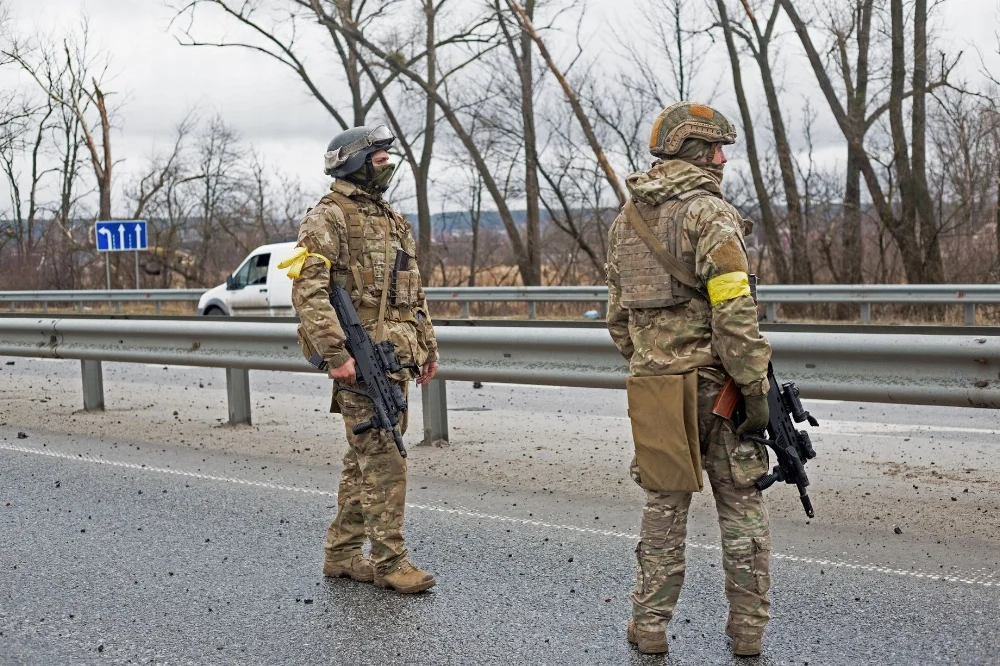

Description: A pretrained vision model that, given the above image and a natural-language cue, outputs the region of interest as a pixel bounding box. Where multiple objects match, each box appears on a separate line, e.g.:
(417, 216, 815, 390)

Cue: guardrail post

(765, 303, 777, 322)
(114, 302, 121, 314)
(420, 379, 449, 446)
(599, 301, 608, 319)
(964, 303, 976, 325)
(42, 302, 48, 314)
(860, 303, 872, 324)
(80, 360, 105, 411)
(226, 368, 252, 425)
(460, 302, 470, 319)
(527, 302, 537, 319)
(156, 302, 162, 315)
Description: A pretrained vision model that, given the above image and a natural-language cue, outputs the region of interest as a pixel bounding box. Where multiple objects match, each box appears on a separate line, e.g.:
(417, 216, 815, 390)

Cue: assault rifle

(307, 284, 410, 459)
(711, 275, 819, 517)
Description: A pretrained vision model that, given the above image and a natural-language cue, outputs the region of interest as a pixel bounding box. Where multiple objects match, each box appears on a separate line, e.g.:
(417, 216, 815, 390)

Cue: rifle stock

(711, 377, 742, 420)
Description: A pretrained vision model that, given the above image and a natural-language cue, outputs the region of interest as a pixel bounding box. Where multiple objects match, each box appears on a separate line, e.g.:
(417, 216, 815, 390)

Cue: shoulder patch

(709, 237, 749, 274)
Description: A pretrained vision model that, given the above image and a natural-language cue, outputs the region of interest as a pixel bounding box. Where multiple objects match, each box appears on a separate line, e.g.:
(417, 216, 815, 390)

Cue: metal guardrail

(1, 317, 996, 446)
(1, 285, 998, 322)
(0, 289, 205, 315)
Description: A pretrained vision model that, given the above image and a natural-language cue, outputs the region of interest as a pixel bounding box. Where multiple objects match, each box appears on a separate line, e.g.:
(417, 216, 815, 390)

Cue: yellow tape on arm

(707, 271, 751, 306)
(277, 246, 332, 279)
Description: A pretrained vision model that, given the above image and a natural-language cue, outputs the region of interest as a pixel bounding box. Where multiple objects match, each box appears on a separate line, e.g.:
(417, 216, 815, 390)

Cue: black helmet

(324, 124, 395, 177)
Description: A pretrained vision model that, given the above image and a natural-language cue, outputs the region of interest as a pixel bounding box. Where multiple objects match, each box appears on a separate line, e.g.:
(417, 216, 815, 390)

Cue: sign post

(95, 220, 148, 290)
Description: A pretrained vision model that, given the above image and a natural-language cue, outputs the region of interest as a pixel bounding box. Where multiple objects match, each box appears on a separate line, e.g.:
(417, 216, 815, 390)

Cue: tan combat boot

(731, 636, 762, 657)
(627, 620, 668, 655)
(322, 553, 374, 582)
(374, 560, 436, 594)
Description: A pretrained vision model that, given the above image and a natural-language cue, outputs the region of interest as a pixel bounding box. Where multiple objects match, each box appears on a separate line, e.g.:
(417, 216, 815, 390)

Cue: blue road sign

(95, 220, 148, 252)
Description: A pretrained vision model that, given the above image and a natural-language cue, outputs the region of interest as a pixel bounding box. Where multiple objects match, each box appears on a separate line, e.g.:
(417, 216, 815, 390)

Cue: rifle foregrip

(352, 419, 375, 436)
(754, 472, 779, 491)
(712, 378, 742, 419)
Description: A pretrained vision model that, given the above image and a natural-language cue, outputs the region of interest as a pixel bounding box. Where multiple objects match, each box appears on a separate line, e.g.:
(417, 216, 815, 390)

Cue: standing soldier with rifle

(287, 124, 439, 594)
(606, 102, 774, 657)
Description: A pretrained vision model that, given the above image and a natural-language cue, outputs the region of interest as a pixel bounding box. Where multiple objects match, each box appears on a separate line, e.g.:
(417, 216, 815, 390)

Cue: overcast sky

(2, 0, 999, 216)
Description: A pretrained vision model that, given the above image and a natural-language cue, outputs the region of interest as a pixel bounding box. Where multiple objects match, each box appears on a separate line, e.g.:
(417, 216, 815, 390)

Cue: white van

(197, 242, 296, 316)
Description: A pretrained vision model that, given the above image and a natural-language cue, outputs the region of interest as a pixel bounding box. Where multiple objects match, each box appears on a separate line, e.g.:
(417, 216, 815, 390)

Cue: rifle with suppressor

(711, 276, 819, 516)
(307, 284, 410, 459)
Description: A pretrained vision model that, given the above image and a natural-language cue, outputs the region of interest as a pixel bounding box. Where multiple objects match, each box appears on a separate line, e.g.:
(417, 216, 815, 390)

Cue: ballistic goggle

(324, 124, 395, 172)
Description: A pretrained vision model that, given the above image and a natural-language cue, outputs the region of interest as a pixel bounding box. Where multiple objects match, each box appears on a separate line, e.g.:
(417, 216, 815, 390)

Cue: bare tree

(0, 92, 51, 259)
(616, 0, 717, 110)
(171, 0, 486, 282)
(714, 0, 790, 282)
(820, 0, 877, 284)
(722, 0, 813, 283)
(781, 0, 960, 283)
(310, 4, 561, 284)
(3, 18, 118, 221)
(130, 111, 195, 219)
(494, 0, 543, 284)
(506, 0, 626, 206)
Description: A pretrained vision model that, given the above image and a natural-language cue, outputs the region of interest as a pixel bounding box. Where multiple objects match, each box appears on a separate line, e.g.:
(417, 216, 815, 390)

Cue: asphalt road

(1, 357, 999, 665)
(1, 427, 999, 666)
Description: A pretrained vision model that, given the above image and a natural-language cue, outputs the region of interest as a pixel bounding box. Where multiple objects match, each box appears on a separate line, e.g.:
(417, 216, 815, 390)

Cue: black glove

(736, 393, 769, 436)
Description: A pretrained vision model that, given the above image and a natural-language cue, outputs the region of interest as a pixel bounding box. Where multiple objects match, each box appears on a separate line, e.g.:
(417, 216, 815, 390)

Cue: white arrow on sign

(98, 227, 113, 249)
(118, 224, 126, 250)
(134, 223, 144, 249)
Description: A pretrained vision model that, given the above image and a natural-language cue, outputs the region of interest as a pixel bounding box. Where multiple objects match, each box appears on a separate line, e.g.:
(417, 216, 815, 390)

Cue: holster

(626, 370, 703, 493)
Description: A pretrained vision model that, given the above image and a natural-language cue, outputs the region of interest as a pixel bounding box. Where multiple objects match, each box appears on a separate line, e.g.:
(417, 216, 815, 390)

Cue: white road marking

(0, 442, 996, 589)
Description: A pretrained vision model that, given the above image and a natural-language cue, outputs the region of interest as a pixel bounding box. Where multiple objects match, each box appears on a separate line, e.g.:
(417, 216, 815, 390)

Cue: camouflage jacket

(605, 160, 771, 396)
(291, 180, 437, 377)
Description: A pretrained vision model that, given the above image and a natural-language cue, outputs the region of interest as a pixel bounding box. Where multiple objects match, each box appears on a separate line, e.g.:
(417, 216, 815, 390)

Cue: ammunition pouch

(390, 268, 421, 307)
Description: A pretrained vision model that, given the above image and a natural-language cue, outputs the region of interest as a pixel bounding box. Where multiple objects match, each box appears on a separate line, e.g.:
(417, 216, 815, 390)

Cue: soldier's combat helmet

(648, 102, 737, 158)
(324, 124, 395, 177)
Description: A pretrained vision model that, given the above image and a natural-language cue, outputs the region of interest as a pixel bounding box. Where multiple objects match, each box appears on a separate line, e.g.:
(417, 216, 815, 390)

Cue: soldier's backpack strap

(623, 198, 700, 290)
(319, 191, 365, 293)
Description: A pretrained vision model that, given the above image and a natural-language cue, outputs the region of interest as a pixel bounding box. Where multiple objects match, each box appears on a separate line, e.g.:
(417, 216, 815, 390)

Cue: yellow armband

(706, 271, 751, 306)
(277, 246, 332, 279)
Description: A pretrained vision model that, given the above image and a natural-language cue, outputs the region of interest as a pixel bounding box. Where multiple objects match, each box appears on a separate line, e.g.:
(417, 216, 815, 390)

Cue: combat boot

(627, 620, 668, 655)
(731, 636, 762, 657)
(322, 553, 374, 582)
(374, 560, 436, 594)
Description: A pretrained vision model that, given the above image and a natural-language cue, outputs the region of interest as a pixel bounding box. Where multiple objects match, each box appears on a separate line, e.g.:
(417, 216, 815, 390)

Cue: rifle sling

(622, 199, 700, 290)
(374, 218, 393, 343)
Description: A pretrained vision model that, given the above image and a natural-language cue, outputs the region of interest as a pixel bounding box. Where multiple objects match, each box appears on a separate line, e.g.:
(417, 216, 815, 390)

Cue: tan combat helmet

(648, 102, 737, 158)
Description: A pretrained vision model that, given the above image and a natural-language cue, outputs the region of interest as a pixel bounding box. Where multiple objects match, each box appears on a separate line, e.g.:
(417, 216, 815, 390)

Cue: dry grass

(3, 302, 199, 316)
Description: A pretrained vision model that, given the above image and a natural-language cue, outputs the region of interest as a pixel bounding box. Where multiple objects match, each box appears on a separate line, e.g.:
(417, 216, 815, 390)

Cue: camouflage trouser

(631, 377, 771, 639)
(324, 381, 410, 575)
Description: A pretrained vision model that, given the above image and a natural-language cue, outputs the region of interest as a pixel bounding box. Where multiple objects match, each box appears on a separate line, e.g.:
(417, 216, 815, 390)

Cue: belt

(357, 305, 417, 324)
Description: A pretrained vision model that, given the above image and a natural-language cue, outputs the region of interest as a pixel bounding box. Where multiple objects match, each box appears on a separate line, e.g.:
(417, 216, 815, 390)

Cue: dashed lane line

(1, 442, 995, 589)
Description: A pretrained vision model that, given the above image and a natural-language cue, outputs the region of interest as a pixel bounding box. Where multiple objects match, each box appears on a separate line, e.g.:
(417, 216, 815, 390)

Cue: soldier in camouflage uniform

(606, 102, 773, 657)
(290, 124, 439, 594)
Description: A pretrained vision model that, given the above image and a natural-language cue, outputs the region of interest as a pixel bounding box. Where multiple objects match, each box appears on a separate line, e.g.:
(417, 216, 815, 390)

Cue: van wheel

(204, 306, 226, 316)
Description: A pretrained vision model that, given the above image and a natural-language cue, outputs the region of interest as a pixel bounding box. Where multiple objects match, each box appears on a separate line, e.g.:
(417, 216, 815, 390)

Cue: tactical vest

(317, 190, 420, 323)
(617, 190, 711, 309)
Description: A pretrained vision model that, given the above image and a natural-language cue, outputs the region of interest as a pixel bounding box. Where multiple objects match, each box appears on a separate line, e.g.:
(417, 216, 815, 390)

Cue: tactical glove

(736, 393, 769, 436)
